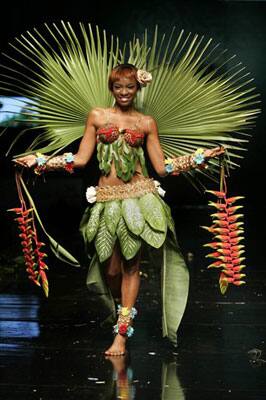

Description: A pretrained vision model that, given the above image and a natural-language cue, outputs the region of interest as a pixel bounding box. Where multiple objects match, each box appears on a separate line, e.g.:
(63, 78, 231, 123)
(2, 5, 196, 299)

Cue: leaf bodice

(96, 127, 148, 182)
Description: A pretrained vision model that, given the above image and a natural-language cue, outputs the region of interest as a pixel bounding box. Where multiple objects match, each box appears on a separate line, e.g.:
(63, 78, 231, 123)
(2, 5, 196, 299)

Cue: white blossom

(86, 186, 97, 203)
(154, 180, 166, 197)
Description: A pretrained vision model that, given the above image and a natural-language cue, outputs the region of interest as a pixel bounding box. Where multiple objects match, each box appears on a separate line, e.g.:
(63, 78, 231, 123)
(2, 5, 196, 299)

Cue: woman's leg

(103, 242, 122, 300)
(105, 248, 141, 356)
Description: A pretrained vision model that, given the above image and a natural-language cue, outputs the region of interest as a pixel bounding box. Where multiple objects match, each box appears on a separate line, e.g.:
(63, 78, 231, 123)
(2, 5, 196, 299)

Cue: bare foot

(104, 334, 127, 356)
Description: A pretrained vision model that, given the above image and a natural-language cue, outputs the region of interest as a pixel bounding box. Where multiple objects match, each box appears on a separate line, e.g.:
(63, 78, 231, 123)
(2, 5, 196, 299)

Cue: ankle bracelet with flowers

(113, 304, 138, 337)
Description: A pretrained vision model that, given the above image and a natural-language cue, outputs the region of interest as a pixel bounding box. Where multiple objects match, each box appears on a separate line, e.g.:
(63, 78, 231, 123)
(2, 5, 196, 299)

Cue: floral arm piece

(34, 152, 75, 175)
(165, 148, 208, 175)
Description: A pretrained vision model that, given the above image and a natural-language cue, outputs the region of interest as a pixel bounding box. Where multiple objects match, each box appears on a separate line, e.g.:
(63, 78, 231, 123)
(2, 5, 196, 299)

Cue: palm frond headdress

(0, 21, 260, 181)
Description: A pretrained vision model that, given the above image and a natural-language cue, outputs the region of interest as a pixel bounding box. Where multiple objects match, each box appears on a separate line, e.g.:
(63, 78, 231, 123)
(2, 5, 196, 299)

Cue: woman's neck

(113, 103, 135, 114)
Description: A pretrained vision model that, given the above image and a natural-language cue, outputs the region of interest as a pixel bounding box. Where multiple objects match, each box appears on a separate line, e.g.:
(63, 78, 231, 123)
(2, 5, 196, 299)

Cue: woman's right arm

(13, 109, 99, 170)
(72, 108, 98, 168)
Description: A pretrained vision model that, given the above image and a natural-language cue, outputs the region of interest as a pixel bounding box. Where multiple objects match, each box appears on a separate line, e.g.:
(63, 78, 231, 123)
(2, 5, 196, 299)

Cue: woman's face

(112, 76, 138, 107)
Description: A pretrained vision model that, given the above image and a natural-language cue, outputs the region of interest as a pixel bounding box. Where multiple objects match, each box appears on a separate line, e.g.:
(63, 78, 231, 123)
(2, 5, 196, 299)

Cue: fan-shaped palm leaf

(0, 22, 260, 182)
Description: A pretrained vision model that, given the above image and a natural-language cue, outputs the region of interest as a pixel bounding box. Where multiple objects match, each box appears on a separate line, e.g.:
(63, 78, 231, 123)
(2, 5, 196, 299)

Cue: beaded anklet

(113, 304, 138, 338)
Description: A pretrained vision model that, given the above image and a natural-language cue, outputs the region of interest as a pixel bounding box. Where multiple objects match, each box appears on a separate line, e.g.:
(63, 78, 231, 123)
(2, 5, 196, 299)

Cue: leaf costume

(0, 22, 260, 346)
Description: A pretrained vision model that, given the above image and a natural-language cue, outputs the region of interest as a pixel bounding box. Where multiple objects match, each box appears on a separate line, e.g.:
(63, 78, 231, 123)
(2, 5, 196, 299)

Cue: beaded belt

(95, 178, 157, 202)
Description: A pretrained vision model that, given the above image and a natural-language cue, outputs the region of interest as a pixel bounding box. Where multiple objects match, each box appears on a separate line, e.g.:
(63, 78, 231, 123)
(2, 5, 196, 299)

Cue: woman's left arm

(145, 116, 224, 177)
(145, 116, 167, 177)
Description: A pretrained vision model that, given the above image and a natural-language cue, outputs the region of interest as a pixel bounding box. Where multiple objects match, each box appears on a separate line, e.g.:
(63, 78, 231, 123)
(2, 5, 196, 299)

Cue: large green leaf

(121, 198, 145, 236)
(116, 216, 141, 260)
(86, 202, 104, 242)
(79, 206, 91, 241)
(139, 193, 167, 232)
(161, 232, 189, 345)
(104, 200, 121, 236)
(140, 222, 166, 249)
(155, 194, 176, 237)
(95, 212, 116, 263)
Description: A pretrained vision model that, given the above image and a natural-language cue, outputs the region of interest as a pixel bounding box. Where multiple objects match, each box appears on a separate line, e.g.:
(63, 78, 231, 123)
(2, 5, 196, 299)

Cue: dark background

(0, 0, 265, 290)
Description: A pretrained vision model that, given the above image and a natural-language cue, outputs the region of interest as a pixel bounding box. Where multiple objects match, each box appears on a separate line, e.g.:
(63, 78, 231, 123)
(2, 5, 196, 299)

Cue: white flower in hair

(86, 186, 97, 203)
(136, 69, 152, 87)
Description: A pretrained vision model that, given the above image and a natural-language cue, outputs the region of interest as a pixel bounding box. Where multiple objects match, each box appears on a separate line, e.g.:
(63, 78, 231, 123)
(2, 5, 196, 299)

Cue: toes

(105, 350, 125, 356)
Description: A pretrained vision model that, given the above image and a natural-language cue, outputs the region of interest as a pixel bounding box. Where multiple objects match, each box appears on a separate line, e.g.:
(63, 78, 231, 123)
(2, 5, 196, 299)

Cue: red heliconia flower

(233, 273, 246, 280)
(214, 228, 230, 235)
(14, 217, 26, 224)
(217, 242, 231, 249)
(213, 220, 229, 227)
(39, 260, 48, 269)
(208, 201, 227, 210)
(36, 241, 46, 249)
(223, 263, 234, 269)
(233, 265, 246, 272)
(230, 237, 244, 245)
(228, 230, 243, 238)
(227, 206, 243, 215)
(211, 212, 227, 219)
(22, 208, 33, 216)
(222, 269, 234, 276)
(8, 170, 50, 297)
(231, 250, 245, 258)
(227, 214, 243, 223)
(228, 222, 244, 231)
(215, 234, 231, 242)
(21, 240, 31, 247)
(28, 275, 41, 286)
(205, 190, 226, 198)
(207, 260, 224, 268)
(232, 280, 246, 286)
(217, 248, 231, 256)
(202, 182, 246, 294)
(206, 252, 221, 258)
(218, 255, 233, 263)
(226, 196, 245, 205)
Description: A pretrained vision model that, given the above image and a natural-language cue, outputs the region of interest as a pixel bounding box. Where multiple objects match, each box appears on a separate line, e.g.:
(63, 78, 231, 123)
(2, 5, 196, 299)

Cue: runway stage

(0, 217, 265, 400)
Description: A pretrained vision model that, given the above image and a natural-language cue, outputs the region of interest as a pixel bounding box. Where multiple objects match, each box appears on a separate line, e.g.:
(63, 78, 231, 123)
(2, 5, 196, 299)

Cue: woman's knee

(104, 242, 122, 277)
(122, 252, 141, 275)
(106, 267, 121, 278)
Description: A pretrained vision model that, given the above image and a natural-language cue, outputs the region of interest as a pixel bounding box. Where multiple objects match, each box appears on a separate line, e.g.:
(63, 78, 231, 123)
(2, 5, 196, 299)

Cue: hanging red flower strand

(201, 158, 246, 294)
(7, 170, 49, 297)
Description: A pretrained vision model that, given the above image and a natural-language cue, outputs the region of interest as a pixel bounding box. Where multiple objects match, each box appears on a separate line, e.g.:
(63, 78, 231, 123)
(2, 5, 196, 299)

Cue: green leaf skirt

(79, 192, 189, 346)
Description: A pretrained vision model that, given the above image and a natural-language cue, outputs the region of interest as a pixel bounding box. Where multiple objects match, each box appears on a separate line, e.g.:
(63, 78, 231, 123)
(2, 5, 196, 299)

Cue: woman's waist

(86, 175, 163, 203)
(97, 169, 144, 188)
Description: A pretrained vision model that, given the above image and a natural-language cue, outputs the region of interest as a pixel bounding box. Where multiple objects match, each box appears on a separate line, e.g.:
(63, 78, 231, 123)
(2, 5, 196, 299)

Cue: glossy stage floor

(0, 207, 266, 400)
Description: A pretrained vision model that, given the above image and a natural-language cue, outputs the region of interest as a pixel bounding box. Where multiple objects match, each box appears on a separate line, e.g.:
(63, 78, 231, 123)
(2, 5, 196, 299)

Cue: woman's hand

(12, 154, 37, 168)
(204, 146, 225, 160)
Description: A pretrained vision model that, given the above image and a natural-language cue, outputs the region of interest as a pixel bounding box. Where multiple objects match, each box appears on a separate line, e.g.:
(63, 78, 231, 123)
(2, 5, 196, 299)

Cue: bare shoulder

(142, 114, 158, 133)
(86, 107, 108, 125)
(87, 107, 106, 119)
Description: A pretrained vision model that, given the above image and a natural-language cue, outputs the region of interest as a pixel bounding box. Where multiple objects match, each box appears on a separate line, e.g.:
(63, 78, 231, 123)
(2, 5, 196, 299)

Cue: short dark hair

(108, 63, 141, 91)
